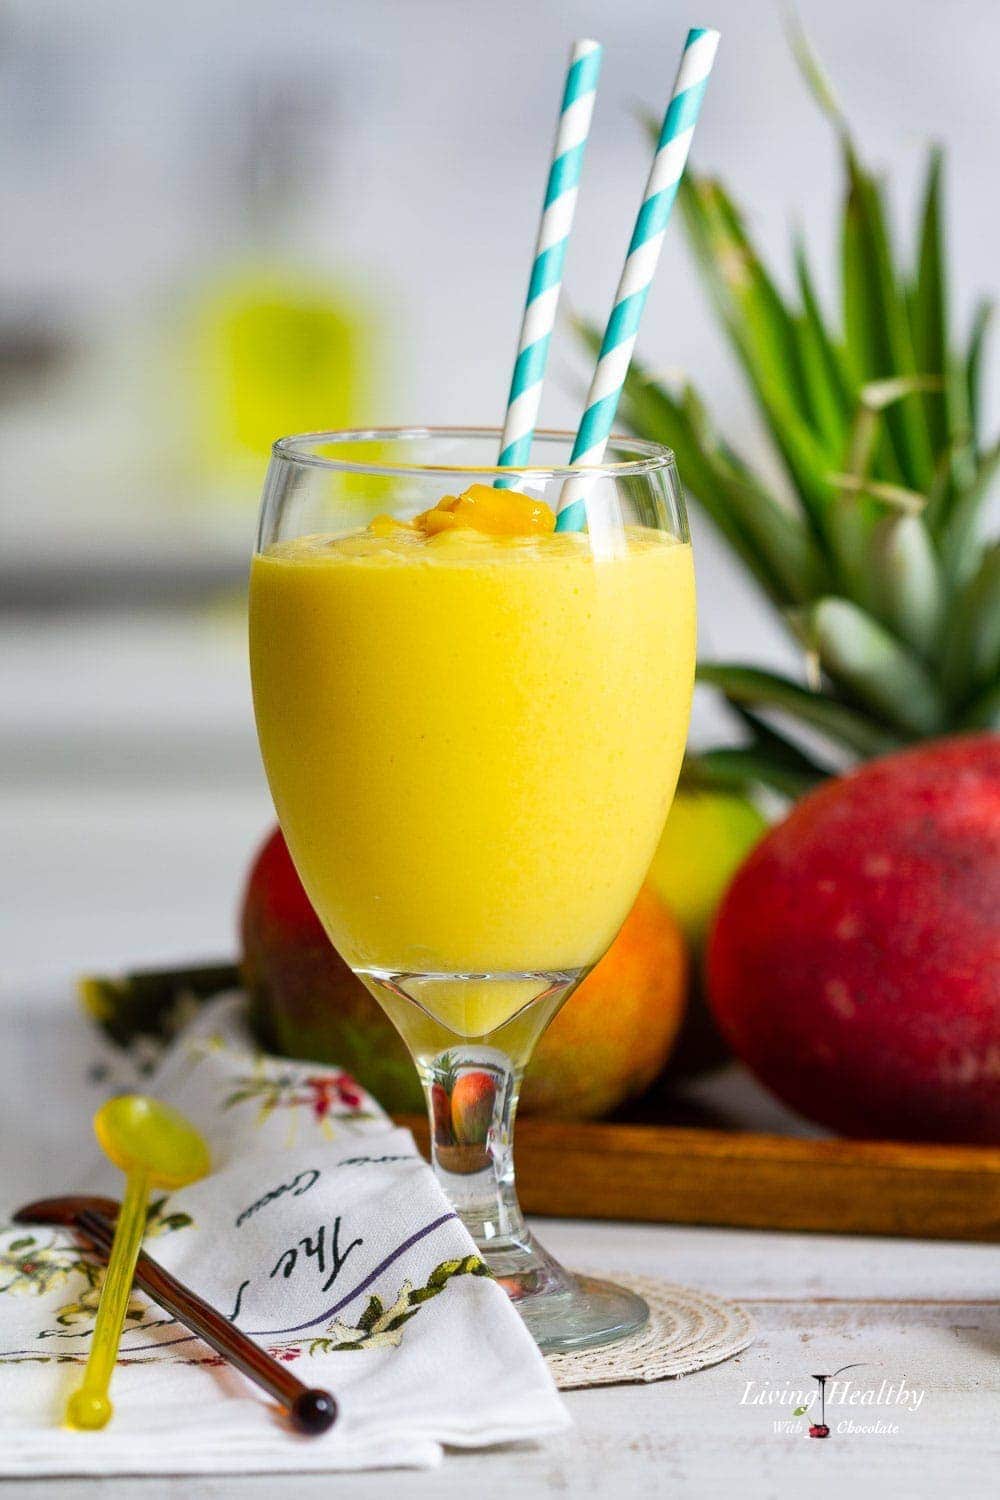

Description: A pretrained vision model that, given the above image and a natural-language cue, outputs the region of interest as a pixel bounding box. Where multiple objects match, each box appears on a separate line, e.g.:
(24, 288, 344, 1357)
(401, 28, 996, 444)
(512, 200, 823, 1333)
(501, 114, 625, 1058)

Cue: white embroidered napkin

(0, 988, 569, 1474)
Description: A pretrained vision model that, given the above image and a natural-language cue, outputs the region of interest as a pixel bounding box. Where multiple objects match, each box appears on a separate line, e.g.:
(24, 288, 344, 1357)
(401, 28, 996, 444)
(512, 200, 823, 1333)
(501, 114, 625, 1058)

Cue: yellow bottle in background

(178, 70, 382, 508)
(191, 262, 375, 502)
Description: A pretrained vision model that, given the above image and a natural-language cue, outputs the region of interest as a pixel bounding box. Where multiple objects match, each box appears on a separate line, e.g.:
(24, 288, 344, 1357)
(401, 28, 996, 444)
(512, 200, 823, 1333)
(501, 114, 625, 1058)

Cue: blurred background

(2, 0, 997, 979)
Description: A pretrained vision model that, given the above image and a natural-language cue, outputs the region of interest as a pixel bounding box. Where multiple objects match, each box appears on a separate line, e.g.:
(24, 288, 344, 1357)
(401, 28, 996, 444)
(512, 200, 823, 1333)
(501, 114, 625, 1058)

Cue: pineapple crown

(433, 1051, 462, 1093)
(581, 21, 998, 797)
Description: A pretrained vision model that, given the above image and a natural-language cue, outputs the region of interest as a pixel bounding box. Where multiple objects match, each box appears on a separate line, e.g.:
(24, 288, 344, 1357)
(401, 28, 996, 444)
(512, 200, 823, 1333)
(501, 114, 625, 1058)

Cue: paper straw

(496, 38, 603, 476)
(555, 26, 720, 530)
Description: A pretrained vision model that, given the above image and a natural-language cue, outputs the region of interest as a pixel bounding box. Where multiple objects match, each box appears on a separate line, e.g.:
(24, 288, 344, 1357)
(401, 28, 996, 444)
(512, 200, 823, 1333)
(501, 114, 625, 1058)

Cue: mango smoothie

(249, 485, 695, 1037)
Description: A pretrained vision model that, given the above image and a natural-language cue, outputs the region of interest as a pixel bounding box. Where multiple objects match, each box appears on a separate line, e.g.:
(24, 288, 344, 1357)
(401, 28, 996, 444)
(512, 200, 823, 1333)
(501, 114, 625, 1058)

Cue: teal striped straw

(497, 38, 603, 479)
(556, 26, 720, 530)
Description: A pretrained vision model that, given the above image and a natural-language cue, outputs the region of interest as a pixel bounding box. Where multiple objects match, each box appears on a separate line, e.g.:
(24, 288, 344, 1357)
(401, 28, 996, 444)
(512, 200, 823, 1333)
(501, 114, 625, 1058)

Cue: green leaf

(821, 377, 930, 605)
(806, 597, 948, 735)
(868, 515, 946, 659)
(922, 436, 970, 538)
(385, 1308, 421, 1331)
(784, 10, 845, 129)
(841, 151, 935, 493)
(842, 375, 946, 481)
(713, 466, 829, 606)
(966, 299, 994, 456)
(793, 235, 853, 449)
(427, 1258, 462, 1288)
(794, 312, 846, 457)
(357, 1295, 383, 1333)
(684, 745, 823, 800)
(687, 678, 838, 798)
(613, 347, 828, 606)
(940, 438, 1000, 584)
(828, 473, 928, 515)
(615, 364, 779, 595)
(857, 374, 945, 412)
(679, 175, 835, 531)
(940, 544, 1000, 706)
(929, 349, 979, 538)
(825, 378, 946, 609)
(960, 681, 1000, 730)
(160, 1214, 193, 1232)
(732, 700, 837, 778)
(909, 148, 949, 458)
(697, 662, 900, 757)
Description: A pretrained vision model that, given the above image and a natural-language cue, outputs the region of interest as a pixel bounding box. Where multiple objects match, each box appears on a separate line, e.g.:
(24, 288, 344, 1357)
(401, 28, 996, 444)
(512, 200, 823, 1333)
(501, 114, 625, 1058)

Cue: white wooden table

(3, 612, 997, 1496)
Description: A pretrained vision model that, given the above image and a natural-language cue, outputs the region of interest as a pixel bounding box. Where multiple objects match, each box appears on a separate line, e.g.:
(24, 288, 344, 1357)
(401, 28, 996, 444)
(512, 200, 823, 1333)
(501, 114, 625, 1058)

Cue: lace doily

(546, 1274, 754, 1389)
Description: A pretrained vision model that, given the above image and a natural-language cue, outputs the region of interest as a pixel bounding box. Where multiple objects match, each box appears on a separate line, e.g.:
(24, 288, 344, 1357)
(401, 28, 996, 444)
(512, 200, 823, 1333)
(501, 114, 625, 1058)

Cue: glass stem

(370, 971, 582, 1302)
(414, 1043, 576, 1306)
(418, 1047, 530, 1251)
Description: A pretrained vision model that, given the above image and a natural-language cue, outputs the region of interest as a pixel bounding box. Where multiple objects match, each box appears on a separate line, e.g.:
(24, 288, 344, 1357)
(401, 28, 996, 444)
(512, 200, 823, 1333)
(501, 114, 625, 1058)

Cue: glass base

(470, 1218, 648, 1353)
(512, 1269, 650, 1354)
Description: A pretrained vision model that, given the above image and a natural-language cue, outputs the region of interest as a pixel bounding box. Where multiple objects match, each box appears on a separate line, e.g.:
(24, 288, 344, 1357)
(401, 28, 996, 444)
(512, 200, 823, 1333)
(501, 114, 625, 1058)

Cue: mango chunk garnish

(413, 483, 556, 537)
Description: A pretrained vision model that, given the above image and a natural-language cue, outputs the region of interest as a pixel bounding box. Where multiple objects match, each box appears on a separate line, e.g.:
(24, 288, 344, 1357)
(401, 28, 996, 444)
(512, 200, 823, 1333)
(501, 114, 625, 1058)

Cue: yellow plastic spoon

(65, 1095, 210, 1431)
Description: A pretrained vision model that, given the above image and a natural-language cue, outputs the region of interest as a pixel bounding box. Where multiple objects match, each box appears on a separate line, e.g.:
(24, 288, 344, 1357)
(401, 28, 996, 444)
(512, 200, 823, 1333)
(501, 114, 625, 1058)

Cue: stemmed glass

(249, 427, 695, 1351)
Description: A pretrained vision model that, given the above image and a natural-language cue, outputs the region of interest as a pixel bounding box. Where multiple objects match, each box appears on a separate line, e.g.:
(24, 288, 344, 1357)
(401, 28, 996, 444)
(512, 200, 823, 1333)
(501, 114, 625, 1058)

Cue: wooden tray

(401, 1115, 1000, 1242)
(80, 964, 1000, 1243)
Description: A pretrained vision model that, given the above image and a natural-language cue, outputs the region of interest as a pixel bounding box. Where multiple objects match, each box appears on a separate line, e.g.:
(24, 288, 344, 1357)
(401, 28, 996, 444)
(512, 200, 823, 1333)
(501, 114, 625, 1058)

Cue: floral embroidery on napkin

(0, 1199, 197, 1365)
(298, 1255, 491, 1353)
(222, 1070, 375, 1127)
(0, 1198, 191, 1302)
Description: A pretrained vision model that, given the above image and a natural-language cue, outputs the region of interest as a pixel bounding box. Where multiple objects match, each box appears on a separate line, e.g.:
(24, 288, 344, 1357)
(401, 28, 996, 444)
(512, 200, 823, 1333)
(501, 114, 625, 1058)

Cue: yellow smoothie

(249, 488, 695, 1037)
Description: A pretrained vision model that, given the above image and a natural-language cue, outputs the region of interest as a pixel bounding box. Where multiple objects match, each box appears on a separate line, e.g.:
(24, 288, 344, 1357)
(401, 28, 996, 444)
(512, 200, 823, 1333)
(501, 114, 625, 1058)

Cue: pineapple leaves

(828, 473, 928, 516)
(868, 515, 946, 659)
(783, 7, 845, 131)
(606, 338, 829, 607)
(966, 299, 994, 457)
(803, 598, 948, 736)
(689, 693, 839, 804)
(940, 545, 1000, 708)
(612, 36, 998, 794)
(684, 745, 825, 800)
(910, 147, 950, 458)
(841, 149, 936, 493)
(960, 681, 1000, 731)
(696, 664, 900, 758)
(685, 700, 835, 797)
(940, 437, 1000, 585)
(678, 173, 835, 530)
(794, 236, 853, 446)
